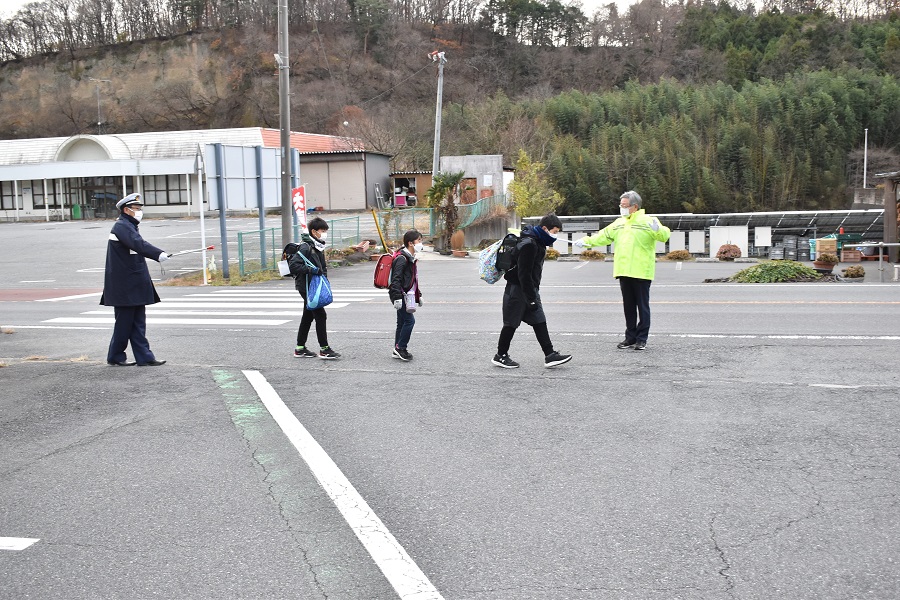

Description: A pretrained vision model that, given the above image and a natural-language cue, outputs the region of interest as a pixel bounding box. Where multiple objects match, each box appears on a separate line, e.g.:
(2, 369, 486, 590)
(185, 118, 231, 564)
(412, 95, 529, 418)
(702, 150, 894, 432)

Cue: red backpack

(373, 250, 400, 289)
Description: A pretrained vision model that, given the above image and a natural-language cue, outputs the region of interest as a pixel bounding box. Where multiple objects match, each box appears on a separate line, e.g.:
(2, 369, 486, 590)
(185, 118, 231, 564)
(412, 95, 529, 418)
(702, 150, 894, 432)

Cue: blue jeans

(107, 305, 155, 364)
(395, 309, 415, 349)
(619, 276, 652, 343)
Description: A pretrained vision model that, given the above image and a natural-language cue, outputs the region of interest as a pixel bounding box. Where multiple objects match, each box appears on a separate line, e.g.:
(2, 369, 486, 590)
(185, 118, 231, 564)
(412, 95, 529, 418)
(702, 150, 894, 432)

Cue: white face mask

(413, 242, 424, 253)
(619, 206, 631, 217)
(132, 210, 143, 222)
(316, 231, 327, 241)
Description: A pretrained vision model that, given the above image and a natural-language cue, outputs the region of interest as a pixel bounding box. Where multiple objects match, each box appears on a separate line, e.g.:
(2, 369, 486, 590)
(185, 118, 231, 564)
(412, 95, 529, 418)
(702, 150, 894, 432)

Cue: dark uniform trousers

(108, 305, 155, 364)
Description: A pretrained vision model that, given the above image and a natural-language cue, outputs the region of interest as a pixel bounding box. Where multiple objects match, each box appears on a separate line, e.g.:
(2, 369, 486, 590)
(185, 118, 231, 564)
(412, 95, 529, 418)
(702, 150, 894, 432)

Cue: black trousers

(297, 305, 328, 348)
(107, 305, 155, 364)
(619, 276, 652, 343)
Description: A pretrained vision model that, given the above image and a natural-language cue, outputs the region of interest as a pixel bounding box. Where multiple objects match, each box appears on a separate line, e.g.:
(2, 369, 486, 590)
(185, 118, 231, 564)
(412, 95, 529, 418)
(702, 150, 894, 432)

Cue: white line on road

(36, 292, 103, 302)
(43, 317, 294, 325)
(20, 280, 56, 283)
(82, 310, 303, 316)
(0, 537, 39, 551)
(242, 370, 444, 600)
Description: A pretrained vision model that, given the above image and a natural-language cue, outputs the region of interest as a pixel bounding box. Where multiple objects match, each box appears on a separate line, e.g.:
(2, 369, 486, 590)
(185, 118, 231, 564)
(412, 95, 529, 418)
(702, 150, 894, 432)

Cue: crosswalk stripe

(44, 317, 293, 326)
(81, 309, 325, 316)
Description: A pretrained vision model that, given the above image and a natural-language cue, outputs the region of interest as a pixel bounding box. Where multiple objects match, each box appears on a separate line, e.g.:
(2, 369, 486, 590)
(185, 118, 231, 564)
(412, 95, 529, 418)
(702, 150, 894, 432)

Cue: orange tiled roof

(260, 128, 364, 153)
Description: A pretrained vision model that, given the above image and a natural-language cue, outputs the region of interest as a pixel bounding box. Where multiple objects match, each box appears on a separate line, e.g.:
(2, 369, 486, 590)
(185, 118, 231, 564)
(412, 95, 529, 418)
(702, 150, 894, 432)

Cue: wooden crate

(816, 238, 837, 253)
(841, 249, 862, 262)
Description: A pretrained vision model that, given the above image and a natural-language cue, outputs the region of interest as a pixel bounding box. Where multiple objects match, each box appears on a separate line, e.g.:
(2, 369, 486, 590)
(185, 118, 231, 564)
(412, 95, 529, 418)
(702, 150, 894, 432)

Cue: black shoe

(318, 347, 341, 359)
(544, 352, 572, 368)
(137, 360, 166, 366)
(616, 340, 636, 349)
(634, 341, 647, 351)
(394, 348, 412, 361)
(492, 353, 519, 369)
(293, 346, 316, 358)
(107, 360, 136, 366)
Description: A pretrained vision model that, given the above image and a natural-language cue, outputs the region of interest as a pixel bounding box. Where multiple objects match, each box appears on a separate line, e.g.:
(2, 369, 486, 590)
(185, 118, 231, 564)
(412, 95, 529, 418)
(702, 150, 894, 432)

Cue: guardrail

(856, 242, 900, 282)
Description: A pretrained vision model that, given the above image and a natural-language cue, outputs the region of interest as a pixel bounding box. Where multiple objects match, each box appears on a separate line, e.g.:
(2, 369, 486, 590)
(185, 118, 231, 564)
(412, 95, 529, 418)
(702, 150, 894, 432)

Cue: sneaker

(491, 353, 520, 369)
(633, 341, 647, 351)
(394, 348, 413, 361)
(616, 339, 636, 349)
(544, 351, 572, 368)
(293, 346, 316, 358)
(319, 347, 341, 359)
(392, 347, 402, 359)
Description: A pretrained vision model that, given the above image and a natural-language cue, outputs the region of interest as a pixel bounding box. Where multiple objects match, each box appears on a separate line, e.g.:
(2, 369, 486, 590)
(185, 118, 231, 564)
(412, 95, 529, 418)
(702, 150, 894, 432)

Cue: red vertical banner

(291, 185, 308, 233)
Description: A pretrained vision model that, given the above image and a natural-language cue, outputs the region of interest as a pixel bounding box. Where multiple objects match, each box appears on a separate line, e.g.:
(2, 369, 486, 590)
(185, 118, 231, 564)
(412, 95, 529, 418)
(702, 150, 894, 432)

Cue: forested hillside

(2, 0, 899, 214)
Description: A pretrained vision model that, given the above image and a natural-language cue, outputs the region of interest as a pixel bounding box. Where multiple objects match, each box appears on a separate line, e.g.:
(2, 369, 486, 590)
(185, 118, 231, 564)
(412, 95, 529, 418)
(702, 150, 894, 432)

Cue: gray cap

(115, 193, 143, 210)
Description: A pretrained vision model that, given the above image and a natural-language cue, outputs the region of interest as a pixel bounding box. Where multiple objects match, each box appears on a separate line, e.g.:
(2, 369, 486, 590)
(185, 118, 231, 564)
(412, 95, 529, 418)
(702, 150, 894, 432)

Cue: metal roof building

(0, 128, 389, 220)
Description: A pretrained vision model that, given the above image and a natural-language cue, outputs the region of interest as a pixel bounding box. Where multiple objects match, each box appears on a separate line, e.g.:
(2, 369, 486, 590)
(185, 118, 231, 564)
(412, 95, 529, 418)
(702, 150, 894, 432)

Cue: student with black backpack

(288, 217, 341, 359)
(492, 213, 572, 369)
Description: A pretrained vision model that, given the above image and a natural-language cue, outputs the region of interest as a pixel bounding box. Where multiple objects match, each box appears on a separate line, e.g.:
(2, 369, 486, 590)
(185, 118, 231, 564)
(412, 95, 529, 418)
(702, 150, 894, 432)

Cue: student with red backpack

(388, 230, 424, 361)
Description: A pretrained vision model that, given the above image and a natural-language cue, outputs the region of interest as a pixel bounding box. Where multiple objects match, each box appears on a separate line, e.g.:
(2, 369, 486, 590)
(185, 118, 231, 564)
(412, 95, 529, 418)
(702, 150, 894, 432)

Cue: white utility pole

(863, 128, 869, 188)
(88, 78, 111, 135)
(430, 51, 447, 179)
(276, 0, 292, 249)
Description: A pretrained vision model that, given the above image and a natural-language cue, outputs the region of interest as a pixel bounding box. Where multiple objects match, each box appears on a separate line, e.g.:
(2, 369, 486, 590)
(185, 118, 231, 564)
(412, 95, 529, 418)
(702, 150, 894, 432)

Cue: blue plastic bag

(306, 274, 333, 309)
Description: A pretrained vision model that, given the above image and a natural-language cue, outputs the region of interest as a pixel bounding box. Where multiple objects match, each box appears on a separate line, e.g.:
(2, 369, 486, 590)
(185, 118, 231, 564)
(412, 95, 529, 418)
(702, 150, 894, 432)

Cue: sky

(0, 0, 632, 21)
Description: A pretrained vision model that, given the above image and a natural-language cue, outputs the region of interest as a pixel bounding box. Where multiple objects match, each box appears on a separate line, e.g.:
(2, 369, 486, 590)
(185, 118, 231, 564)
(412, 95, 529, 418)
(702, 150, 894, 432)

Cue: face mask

(619, 206, 631, 217)
(132, 210, 143, 222)
(414, 242, 424, 253)
(316, 232, 327, 241)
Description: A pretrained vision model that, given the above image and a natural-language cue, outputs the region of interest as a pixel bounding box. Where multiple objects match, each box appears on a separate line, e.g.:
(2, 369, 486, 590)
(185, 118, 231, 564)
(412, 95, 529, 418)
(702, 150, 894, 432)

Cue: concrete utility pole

(430, 51, 447, 179)
(863, 128, 869, 188)
(276, 0, 292, 248)
(88, 78, 111, 135)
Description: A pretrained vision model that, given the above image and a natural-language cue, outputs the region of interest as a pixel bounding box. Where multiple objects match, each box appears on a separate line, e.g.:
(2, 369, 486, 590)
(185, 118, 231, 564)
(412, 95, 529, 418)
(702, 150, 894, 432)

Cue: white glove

(417, 299, 423, 307)
(573, 238, 587, 248)
(393, 299, 403, 310)
(159, 252, 170, 262)
(650, 219, 660, 232)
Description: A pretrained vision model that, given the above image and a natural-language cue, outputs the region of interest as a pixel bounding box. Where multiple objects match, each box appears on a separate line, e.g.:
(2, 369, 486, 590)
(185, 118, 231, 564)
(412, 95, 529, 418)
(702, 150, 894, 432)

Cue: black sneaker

(544, 352, 572, 368)
(319, 347, 341, 359)
(634, 341, 647, 351)
(293, 346, 316, 358)
(616, 340, 636, 349)
(492, 353, 520, 369)
(395, 348, 413, 361)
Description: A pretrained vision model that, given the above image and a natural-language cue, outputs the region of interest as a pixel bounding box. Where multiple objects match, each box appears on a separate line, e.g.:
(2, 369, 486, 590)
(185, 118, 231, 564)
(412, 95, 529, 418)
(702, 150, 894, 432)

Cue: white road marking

(20, 280, 56, 283)
(44, 317, 293, 326)
(0, 537, 39, 551)
(76, 268, 106, 273)
(82, 310, 304, 316)
(36, 292, 103, 302)
(572, 262, 589, 270)
(242, 370, 444, 600)
(809, 383, 862, 389)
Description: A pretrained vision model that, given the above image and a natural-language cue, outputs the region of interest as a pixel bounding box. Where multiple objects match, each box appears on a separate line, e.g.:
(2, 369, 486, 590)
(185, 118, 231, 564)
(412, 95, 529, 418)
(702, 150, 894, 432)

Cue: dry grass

(70, 355, 90, 362)
(1, 327, 14, 334)
(160, 269, 286, 287)
(24, 355, 47, 361)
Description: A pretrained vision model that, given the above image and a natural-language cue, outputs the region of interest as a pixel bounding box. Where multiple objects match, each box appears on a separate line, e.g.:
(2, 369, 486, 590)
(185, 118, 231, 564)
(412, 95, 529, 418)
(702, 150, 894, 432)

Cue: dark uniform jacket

(288, 235, 328, 301)
(100, 214, 164, 307)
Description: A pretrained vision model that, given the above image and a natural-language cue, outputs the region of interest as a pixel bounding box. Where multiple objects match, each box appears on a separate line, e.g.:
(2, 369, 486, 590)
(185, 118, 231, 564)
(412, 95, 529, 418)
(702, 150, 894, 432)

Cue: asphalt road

(1, 217, 900, 600)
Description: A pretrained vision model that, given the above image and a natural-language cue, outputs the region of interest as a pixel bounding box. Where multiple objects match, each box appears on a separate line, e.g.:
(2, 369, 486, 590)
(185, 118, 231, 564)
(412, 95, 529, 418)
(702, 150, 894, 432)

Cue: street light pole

(88, 78, 111, 135)
(430, 51, 447, 179)
(276, 0, 292, 249)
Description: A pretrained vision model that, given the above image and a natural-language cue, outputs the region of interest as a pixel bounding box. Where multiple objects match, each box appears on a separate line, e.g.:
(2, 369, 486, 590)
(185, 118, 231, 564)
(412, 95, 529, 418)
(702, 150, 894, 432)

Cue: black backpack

(282, 242, 302, 277)
(494, 233, 521, 273)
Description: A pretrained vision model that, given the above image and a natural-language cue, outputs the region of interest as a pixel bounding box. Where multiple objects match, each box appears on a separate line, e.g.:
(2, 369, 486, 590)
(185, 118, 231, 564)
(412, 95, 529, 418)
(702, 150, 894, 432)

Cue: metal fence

(237, 215, 361, 276)
(375, 208, 435, 245)
(457, 194, 509, 229)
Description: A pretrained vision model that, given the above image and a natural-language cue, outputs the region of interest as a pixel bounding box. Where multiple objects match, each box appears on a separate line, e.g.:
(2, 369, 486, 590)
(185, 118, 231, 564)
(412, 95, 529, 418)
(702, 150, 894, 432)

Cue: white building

(0, 127, 391, 221)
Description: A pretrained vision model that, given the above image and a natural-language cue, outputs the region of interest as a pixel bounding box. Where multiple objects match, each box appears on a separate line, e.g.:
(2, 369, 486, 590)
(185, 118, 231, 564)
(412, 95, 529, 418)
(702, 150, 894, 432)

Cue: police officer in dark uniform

(100, 193, 169, 366)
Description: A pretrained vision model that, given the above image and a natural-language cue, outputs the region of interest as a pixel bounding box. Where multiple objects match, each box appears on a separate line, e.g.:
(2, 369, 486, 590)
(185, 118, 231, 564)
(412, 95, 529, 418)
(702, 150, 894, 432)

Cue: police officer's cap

(116, 193, 143, 210)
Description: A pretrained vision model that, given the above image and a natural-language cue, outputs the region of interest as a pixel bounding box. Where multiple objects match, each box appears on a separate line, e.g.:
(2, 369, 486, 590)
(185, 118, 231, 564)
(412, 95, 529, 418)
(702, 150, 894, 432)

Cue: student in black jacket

(388, 230, 424, 362)
(288, 217, 341, 359)
(492, 213, 572, 369)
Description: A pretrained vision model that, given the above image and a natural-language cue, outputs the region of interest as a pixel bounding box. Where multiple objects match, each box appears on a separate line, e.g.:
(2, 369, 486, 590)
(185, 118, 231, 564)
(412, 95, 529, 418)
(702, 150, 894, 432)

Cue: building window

(1, 181, 18, 210)
(142, 174, 188, 205)
(32, 179, 74, 209)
